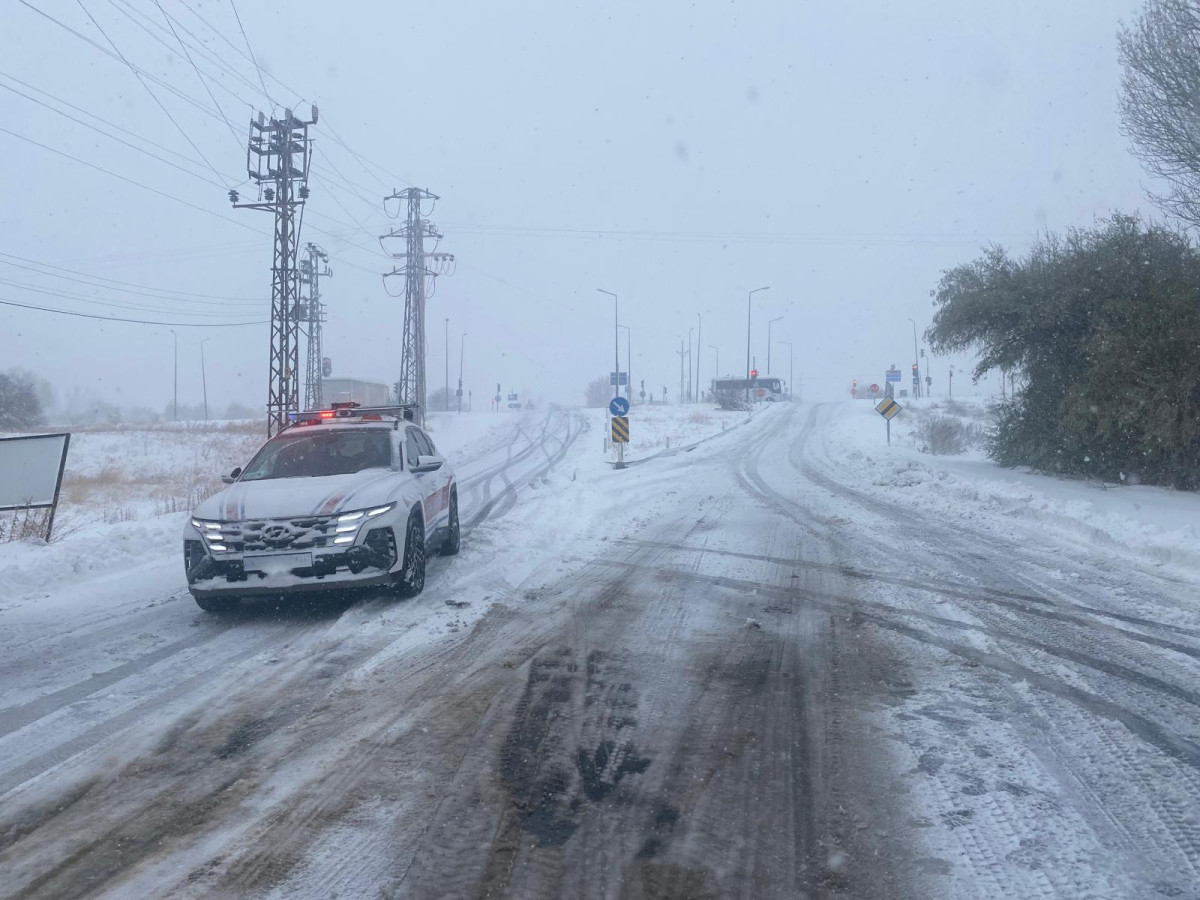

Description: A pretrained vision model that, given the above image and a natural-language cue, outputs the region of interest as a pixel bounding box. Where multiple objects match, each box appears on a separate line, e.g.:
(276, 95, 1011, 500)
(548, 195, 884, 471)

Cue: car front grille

(211, 516, 339, 553)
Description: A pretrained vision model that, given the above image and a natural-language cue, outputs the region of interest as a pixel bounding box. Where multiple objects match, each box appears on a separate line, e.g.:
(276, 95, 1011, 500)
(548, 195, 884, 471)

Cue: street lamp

(745, 286, 770, 403)
(687, 327, 694, 402)
(597, 288, 619, 399)
(200, 336, 211, 421)
(458, 332, 467, 413)
(776, 340, 793, 400)
(618, 325, 631, 403)
(169, 329, 177, 421)
(695, 313, 702, 404)
(445, 317, 450, 412)
(767, 315, 783, 374)
(708, 344, 719, 383)
(907, 317, 921, 398)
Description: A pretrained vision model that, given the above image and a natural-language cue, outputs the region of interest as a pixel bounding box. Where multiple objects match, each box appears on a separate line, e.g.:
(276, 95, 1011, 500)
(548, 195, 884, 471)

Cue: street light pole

(745, 286, 770, 404)
(458, 332, 467, 413)
(200, 336, 211, 421)
(618, 325, 631, 404)
(907, 317, 921, 398)
(695, 313, 702, 404)
(687, 327, 694, 402)
(777, 340, 793, 400)
(597, 289, 619, 399)
(767, 315, 783, 374)
(170, 329, 177, 421)
(445, 317, 450, 412)
(708, 344, 719, 385)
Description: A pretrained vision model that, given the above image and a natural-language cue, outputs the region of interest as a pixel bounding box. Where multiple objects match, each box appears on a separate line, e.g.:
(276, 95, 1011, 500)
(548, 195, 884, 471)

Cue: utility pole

(746, 286, 770, 404)
(170, 329, 177, 421)
(299, 242, 331, 410)
(677, 338, 687, 403)
(767, 315, 783, 374)
(382, 188, 455, 426)
(907, 317, 922, 398)
(687, 327, 694, 402)
(708, 344, 719, 386)
(458, 332, 466, 413)
(231, 106, 317, 436)
(618, 325, 631, 404)
(695, 313, 702, 404)
(445, 317, 450, 412)
(597, 289, 619, 399)
(200, 336, 211, 421)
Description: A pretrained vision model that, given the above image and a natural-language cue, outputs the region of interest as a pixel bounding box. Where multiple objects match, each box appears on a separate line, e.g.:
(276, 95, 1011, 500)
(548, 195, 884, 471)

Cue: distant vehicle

(710, 376, 785, 402)
(319, 377, 390, 408)
(183, 403, 458, 611)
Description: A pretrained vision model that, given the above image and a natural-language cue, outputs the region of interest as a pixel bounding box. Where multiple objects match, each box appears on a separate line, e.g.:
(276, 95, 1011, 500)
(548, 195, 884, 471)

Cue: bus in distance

(710, 376, 784, 402)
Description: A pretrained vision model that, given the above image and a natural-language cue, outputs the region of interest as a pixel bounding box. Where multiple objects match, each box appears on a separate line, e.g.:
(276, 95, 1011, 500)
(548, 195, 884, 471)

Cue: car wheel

(193, 594, 239, 613)
(440, 488, 460, 556)
(395, 509, 426, 597)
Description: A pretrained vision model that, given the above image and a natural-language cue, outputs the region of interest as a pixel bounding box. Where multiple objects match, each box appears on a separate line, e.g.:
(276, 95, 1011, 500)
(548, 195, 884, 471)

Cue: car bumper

(188, 567, 395, 598)
(184, 528, 402, 599)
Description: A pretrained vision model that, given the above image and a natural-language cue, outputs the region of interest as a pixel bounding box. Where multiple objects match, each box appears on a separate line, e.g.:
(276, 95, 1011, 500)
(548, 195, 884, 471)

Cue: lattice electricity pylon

(299, 242, 331, 410)
(230, 106, 317, 436)
(380, 188, 454, 425)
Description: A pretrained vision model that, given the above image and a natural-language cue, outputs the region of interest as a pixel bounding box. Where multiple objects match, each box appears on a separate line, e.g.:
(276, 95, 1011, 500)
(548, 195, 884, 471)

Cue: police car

(184, 403, 458, 611)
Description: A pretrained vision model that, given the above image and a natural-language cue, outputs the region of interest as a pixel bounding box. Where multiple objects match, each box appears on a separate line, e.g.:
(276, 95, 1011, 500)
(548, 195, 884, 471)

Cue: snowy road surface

(2, 404, 1199, 898)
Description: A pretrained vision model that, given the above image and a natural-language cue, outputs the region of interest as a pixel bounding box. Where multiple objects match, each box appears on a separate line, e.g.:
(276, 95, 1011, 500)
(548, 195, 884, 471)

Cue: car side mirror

(221, 466, 242, 484)
(411, 454, 444, 473)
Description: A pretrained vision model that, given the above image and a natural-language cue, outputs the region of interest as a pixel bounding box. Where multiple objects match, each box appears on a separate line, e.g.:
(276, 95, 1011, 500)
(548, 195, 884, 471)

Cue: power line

(15, 0, 226, 123)
(0, 277, 261, 317)
(228, 0, 274, 109)
(108, 0, 265, 109)
(0, 69, 217, 172)
(74, 0, 233, 188)
(0, 253, 263, 305)
(0, 296, 265, 327)
(152, 0, 245, 157)
(0, 79, 224, 189)
(442, 222, 1034, 247)
(0, 124, 265, 235)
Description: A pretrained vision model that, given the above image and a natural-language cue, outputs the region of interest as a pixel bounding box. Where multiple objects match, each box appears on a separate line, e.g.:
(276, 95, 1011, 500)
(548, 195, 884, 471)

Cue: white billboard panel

(0, 434, 70, 509)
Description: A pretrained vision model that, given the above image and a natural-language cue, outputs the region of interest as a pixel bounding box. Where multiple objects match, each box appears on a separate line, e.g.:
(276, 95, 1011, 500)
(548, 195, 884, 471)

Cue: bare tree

(1119, 0, 1200, 226)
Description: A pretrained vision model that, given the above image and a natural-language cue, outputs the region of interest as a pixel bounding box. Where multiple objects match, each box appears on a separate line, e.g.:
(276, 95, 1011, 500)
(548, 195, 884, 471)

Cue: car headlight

(332, 503, 396, 544)
(190, 518, 229, 553)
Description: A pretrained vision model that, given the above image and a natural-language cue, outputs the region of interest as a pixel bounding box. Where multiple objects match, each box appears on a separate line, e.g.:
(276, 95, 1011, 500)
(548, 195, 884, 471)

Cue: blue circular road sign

(609, 396, 630, 417)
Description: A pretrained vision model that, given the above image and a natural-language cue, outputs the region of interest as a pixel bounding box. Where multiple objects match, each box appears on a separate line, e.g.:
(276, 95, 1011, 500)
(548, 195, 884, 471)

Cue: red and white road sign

(756, 388, 766, 398)
(870, 383, 880, 393)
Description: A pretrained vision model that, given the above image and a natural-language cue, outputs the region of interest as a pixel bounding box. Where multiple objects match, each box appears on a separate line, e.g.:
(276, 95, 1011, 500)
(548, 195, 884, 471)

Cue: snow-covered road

(2, 403, 1198, 898)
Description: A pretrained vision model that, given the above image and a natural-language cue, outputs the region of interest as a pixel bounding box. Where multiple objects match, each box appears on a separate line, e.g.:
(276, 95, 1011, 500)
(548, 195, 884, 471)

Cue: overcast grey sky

(1, 0, 1159, 413)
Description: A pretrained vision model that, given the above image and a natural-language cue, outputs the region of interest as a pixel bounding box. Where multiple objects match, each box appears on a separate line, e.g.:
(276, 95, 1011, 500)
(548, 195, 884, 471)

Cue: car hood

(193, 469, 403, 521)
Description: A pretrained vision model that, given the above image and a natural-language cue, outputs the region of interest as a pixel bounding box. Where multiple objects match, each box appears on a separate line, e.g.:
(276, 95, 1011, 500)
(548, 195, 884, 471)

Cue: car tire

(439, 488, 460, 556)
(193, 594, 239, 613)
(395, 509, 426, 597)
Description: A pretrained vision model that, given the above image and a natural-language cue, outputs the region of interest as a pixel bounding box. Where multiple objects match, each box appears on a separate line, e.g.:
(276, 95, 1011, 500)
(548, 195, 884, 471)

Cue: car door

(413, 428, 451, 534)
(405, 426, 443, 536)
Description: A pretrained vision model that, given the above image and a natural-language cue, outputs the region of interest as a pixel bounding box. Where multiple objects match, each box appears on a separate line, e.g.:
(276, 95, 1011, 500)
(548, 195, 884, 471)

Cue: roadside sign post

(0, 433, 71, 542)
(609, 396, 630, 468)
(875, 397, 902, 445)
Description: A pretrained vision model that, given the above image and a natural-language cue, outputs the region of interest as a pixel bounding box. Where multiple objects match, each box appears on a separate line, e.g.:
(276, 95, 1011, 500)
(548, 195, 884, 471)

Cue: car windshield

(239, 430, 391, 480)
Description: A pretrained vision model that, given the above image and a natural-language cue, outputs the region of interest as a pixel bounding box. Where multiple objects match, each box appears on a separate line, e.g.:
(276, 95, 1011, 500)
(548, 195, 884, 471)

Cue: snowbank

(818, 399, 1200, 573)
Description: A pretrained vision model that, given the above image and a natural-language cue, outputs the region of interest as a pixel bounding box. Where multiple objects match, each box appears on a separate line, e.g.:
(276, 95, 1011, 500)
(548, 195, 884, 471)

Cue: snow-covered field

(828, 396, 1200, 574)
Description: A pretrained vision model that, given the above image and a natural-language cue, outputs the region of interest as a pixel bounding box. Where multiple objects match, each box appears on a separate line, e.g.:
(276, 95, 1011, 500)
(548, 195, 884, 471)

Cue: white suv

(184, 405, 458, 611)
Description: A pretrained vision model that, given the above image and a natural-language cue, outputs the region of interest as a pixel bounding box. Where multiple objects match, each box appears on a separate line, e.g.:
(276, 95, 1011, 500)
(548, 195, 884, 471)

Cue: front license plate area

(243, 552, 313, 575)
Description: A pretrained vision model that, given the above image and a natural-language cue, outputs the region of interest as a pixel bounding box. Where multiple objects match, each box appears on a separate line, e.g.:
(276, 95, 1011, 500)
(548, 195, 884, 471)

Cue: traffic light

(322, 357, 332, 377)
(750, 368, 758, 382)
(911, 363, 919, 375)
